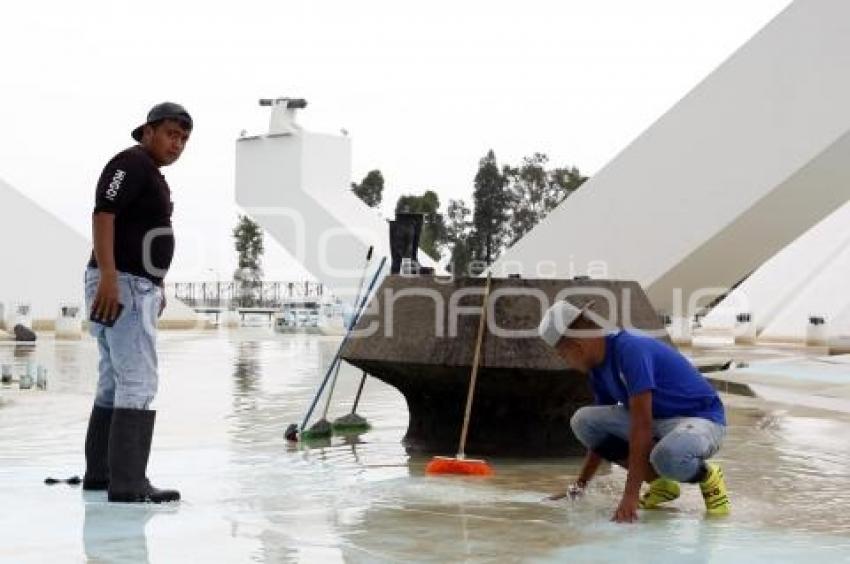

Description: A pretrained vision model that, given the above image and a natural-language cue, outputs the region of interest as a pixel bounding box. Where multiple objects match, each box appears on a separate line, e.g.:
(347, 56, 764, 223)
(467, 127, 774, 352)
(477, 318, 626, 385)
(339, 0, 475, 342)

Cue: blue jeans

(570, 405, 725, 482)
(85, 268, 162, 410)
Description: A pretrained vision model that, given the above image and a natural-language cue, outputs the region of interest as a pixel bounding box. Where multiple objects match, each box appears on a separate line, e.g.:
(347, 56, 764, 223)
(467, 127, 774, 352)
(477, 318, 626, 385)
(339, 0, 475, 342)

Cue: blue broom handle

(319, 247, 375, 418)
(300, 256, 387, 430)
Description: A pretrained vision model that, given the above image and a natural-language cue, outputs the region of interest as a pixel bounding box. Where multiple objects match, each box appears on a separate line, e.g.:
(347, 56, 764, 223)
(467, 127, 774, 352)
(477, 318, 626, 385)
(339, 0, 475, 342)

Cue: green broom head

(332, 413, 371, 434)
(300, 418, 333, 441)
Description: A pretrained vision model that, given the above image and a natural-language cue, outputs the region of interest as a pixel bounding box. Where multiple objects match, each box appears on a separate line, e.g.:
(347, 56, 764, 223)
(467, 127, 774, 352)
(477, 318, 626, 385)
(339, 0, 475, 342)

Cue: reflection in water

(12, 344, 35, 361)
(232, 341, 261, 414)
(4, 332, 850, 562)
(220, 336, 850, 560)
(82, 492, 176, 563)
(53, 341, 87, 392)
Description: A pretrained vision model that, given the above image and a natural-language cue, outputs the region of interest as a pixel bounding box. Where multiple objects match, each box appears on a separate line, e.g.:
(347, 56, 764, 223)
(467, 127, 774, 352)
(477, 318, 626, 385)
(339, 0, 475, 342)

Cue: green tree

(446, 199, 471, 243)
(395, 190, 446, 261)
(505, 152, 548, 245)
(546, 165, 587, 210)
(232, 214, 264, 306)
(470, 150, 511, 265)
(445, 199, 472, 276)
(351, 169, 384, 208)
(506, 153, 588, 244)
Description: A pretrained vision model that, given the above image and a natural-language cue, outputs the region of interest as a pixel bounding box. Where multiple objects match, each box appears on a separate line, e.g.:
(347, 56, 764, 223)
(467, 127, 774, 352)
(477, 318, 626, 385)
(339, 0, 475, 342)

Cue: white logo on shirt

(105, 169, 126, 201)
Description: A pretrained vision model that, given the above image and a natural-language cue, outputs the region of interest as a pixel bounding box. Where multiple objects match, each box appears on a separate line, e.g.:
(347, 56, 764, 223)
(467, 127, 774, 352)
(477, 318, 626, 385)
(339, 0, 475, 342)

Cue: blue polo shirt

(589, 331, 725, 425)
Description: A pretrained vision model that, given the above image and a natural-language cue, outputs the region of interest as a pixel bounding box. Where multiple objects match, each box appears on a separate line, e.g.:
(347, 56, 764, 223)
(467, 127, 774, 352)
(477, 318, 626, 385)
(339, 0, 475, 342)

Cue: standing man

(82, 102, 192, 503)
(538, 300, 730, 522)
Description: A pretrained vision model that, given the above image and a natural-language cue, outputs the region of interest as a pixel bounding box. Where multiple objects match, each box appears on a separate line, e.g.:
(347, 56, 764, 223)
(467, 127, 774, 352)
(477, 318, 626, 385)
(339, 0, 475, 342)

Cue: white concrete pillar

(805, 315, 829, 346)
(667, 316, 693, 346)
(734, 312, 757, 344)
(55, 303, 83, 340)
(221, 310, 241, 329)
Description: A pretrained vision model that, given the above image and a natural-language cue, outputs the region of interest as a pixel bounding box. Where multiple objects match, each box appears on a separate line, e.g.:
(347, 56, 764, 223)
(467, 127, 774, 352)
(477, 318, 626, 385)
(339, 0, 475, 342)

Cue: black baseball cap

(131, 102, 193, 142)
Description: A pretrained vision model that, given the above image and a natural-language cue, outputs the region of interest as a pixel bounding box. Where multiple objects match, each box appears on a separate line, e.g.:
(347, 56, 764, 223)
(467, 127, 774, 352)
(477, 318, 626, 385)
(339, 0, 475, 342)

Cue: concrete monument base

(342, 275, 667, 457)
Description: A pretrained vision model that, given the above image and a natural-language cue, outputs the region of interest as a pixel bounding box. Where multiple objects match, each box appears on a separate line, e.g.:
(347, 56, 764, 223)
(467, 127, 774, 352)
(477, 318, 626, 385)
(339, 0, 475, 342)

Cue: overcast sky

(0, 0, 791, 280)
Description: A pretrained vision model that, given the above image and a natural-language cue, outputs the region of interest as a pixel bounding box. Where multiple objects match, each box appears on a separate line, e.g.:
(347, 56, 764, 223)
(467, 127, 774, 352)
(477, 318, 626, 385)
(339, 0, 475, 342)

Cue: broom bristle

(301, 418, 333, 440)
(331, 422, 371, 434)
(332, 413, 370, 434)
(425, 456, 494, 476)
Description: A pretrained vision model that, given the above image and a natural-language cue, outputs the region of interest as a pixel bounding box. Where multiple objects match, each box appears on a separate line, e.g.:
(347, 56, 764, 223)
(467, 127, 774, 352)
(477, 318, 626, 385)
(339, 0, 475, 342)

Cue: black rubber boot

(107, 408, 180, 503)
(83, 405, 113, 491)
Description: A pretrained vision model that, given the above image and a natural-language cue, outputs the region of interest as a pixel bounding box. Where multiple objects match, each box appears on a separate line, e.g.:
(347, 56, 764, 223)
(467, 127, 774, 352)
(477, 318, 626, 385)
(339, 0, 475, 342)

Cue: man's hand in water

(612, 493, 640, 523)
(546, 481, 586, 501)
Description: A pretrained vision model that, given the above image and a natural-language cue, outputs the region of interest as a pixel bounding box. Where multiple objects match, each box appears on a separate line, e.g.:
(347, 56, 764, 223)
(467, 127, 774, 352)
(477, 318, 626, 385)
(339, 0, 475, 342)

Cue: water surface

(1, 330, 849, 562)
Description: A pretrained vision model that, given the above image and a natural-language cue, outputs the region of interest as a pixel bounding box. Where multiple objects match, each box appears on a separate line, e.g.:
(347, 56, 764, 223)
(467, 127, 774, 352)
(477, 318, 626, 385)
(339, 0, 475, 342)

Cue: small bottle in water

(36, 366, 48, 390)
(19, 363, 34, 390)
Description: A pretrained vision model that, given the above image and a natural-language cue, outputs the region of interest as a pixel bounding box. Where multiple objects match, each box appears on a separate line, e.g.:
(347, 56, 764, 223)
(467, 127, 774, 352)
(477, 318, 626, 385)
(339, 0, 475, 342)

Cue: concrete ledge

(78, 320, 215, 331)
(157, 319, 215, 330)
(706, 375, 757, 397)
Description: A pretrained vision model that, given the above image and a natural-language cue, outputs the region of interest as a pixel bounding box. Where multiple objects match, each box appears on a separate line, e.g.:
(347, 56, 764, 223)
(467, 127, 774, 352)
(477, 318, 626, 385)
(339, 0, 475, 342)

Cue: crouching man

(538, 300, 730, 522)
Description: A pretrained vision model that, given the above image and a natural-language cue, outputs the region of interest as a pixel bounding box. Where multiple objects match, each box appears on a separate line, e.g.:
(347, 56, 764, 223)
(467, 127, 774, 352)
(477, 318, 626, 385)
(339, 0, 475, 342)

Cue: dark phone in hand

(90, 303, 124, 327)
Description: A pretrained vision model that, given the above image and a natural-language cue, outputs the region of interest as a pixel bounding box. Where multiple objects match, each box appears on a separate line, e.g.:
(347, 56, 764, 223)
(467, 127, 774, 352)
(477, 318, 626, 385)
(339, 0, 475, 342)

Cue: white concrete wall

(758, 234, 850, 343)
(235, 129, 439, 304)
(158, 286, 205, 329)
(705, 201, 850, 336)
(491, 0, 850, 317)
(0, 177, 89, 323)
(0, 176, 203, 329)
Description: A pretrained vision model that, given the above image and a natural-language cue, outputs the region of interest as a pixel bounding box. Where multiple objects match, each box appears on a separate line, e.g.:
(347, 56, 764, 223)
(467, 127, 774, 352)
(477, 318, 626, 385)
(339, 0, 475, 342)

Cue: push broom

(331, 369, 371, 434)
(285, 254, 386, 443)
(299, 246, 374, 441)
(333, 290, 376, 434)
(425, 272, 494, 476)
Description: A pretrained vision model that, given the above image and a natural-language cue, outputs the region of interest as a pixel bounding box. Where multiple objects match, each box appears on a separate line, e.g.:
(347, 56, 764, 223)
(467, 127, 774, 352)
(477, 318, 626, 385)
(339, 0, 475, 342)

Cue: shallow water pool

(1, 330, 849, 562)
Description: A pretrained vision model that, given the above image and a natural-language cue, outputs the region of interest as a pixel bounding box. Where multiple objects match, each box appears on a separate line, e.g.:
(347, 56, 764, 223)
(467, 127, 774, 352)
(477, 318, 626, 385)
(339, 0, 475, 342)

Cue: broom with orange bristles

(425, 272, 494, 476)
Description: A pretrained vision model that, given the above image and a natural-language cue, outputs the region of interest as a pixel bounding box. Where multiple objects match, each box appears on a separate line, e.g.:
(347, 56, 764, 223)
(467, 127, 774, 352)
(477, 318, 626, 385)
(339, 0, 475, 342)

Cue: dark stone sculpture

(341, 276, 668, 457)
(389, 212, 424, 274)
(13, 324, 36, 342)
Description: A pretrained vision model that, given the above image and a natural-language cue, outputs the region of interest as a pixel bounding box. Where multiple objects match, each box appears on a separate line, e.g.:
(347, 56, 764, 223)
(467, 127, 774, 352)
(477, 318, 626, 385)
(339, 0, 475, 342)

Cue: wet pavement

(2, 330, 850, 562)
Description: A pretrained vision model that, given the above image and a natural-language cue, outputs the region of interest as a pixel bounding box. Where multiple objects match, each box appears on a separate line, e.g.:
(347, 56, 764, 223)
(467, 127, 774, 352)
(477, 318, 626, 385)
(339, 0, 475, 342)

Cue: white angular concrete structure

(704, 202, 850, 343)
(158, 286, 206, 330)
(759, 256, 850, 341)
(1, 177, 204, 331)
(235, 99, 439, 303)
(0, 177, 89, 326)
(491, 0, 850, 318)
(758, 238, 850, 344)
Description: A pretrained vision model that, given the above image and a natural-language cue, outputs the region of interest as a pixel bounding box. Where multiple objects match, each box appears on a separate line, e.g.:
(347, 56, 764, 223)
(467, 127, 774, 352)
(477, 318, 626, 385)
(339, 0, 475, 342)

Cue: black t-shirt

(87, 146, 175, 284)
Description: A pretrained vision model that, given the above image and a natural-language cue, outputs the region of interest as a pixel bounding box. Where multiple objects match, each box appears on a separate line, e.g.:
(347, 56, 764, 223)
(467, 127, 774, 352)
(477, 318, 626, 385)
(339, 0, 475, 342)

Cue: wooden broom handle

(457, 272, 492, 459)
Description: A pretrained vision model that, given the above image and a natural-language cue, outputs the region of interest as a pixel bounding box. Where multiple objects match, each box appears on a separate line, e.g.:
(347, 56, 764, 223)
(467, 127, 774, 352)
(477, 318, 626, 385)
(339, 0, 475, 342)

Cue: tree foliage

(348, 151, 586, 279)
(445, 199, 472, 276)
(470, 150, 511, 266)
(351, 169, 384, 208)
(505, 154, 587, 245)
(233, 214, 264, 272)
(232, 214, 264, 306)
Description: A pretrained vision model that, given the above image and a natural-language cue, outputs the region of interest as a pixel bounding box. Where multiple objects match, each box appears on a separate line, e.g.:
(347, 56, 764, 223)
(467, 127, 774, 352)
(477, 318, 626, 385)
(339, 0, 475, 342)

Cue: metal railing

(168, 281, 325, 309)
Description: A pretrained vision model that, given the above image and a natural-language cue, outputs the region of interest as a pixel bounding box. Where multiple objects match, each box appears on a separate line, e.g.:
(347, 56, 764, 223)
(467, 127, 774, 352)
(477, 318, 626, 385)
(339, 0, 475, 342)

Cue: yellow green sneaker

(639, 477, 681, 509)
(700, 463, 731, 516)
